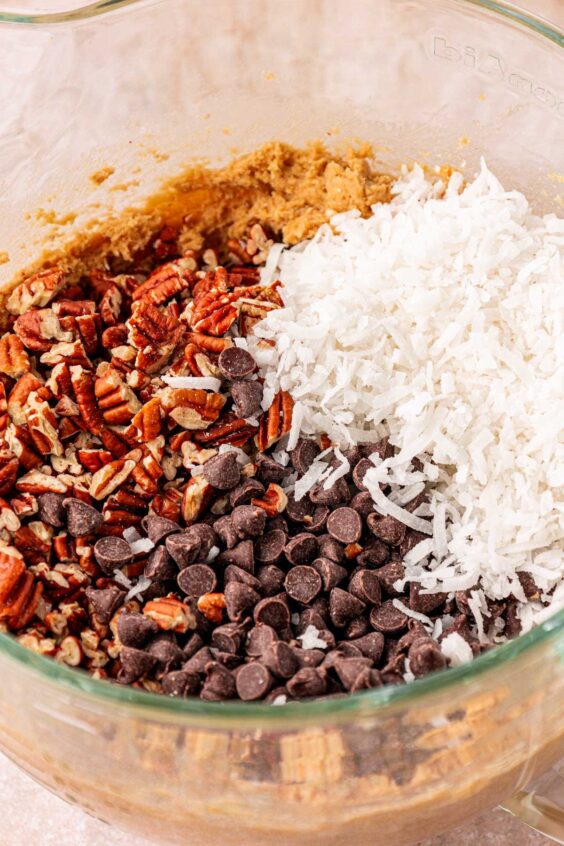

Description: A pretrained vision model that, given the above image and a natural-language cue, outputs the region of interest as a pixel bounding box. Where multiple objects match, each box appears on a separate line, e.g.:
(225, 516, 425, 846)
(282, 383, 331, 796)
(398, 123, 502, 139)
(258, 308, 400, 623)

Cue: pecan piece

(99, 285, 123, 326)
(252, 483, 288, 516)
(193, 412, 257, 448)
(7, 373, 46, 425)
(149, 488, 183, 523)
(71, 366, 105, 436)
(143, 596, 196, 633)
(132, 257, 196, 307)
(197, 592, 226, 624)
(0, 548, 25, 604)
(159, 387, 225, 431)
(41, 340, 92, 369)
(95, 364, 141, 425)
(181, 476, 214, 525)
(89, 455, 138, 500)
(13, 309, 72, 352)
(124, 397, 162, 443)
(13, 521, 53, 566)
(130, 447, 163, 495)
(256, 390, 293, 451)
(0, 334, 30, 379)
(0, 447, 19, 495)
(7, 268, 65, 315)
(24, 391, 63, 456)
(0, 383, 7, 440)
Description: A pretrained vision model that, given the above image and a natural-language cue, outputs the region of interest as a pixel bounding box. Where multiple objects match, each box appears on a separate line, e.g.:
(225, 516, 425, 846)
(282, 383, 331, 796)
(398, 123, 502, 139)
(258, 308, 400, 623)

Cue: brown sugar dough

(9, 142, 393, 293)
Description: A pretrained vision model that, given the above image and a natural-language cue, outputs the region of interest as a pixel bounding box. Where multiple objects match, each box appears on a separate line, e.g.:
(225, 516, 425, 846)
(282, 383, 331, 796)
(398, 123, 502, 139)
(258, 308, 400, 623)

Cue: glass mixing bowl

(0, 1, 563, 843)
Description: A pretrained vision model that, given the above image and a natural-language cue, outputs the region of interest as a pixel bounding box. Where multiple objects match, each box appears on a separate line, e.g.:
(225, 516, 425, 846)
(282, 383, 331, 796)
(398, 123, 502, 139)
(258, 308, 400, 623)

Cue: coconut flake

(297, 625, 328, 650)
(161, 375, 222, 392)
(366, 476, 433, 535)
(125, 576, 152, 602)
(271, 694, 288, 706)
(206, 545, 220, 563)
(129, 537, 154, 555)
(392, 599, 433, 628)
(123, 527, 142, 544)
(440, 632, 474, 666)
(113, 569, 132, 589)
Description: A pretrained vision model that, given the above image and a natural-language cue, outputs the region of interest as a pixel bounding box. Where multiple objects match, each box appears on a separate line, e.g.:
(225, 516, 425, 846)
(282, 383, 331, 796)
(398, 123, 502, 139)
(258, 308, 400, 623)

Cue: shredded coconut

(441, 632, 474, 667)
(252, 162, 564, 626)
(129, 537, 154, 555)
(122, 527, 142, 544)
(297, 625, 328, 650)
(125, 576, 152, 602)
(161, 375, 222, 392)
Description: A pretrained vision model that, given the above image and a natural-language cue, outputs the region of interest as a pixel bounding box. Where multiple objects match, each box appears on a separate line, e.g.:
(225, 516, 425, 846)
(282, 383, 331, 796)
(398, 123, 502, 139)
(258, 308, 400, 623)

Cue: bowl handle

(501, 762, 564, 844)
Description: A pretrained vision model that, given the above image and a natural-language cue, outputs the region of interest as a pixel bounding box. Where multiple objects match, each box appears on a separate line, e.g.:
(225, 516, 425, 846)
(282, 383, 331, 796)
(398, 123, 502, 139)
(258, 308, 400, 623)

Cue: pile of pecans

(0, 226, 521, 701)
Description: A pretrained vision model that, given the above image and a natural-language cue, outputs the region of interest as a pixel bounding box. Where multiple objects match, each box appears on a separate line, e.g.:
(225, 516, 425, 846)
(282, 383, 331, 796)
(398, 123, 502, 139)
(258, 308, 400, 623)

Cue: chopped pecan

(59, 314, 100, 356)
(130, 447, 163, 495)
(70, 366, 105, 436)
(0, 498, 20, 533)
(99, 285, 123, 326)
(55, 635, 84, 666)
(41, 340, 92, 369)
(0, 562, 43, 631)
(52, 300, 96, 317)
(45, 363, 73, 401)
(252, 483, 288, 516)
(0, 447, 19, 495)
(0, 334, 30, 379)
(7, 373, 47, 425)
(131, 257, 196, 307)
(54, 395, 80, 418)
(143, 595, 196, 633)
(17, 630, 56, 655)
(5, 425, 42, 471)
(197, 592, 226, 624)
(149, 487, 182, 523)
(9, 493, 37, 520)
(89, 454, 138, 500)
(193, 412, 257, 448)
(13, 521, 53, 565)
(101, 324, 128, 350)
(13, 309, 73, 352)
(25, 391, 63, 456)
(189, 281, 282, 337)
(124, 397, 162, 443)
(0, 382, 7, 440)
(16, 468, 68, 495)
(256, 390, 293, 451)
(0, 548, 25, 604)
(159, 387, 225, 431)
(95, 363, 141, 425)
(181, 476, 214, 525)
(7, 268, 65, 315)
(77, 449, 113, 473)
(99, 428, 130, 459)
(52, 533, 76, 563)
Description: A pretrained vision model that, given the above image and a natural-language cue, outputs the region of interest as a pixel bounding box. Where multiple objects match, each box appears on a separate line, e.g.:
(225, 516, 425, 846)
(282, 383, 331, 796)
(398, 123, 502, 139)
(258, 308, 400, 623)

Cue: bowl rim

(0, 0, 562, 724)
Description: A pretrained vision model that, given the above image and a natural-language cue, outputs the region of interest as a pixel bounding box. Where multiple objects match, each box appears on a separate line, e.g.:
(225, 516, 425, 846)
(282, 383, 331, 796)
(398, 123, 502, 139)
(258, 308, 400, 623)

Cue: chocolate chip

(213, 515, 238, 549)
(202, 451, 241, 491)
(351, 458, 373, 490)
(211, 623, 245, 654)
(218, 346, 256, 379)
(162, 669, 200, 697)
(327, 507, 362, 544)
(246, 623, 278, 657)
(255, 454, 290, 484)
(517, 571, 540, 600)
(64, 498, 102, 537)
(317, 534, 345, 564)
(119, 646, 157, 684)
(408, 638, 447, 677)
(349, 632, 385, 663)
(367, 514, 406, 545)
(284, 532, 318, 565)
(225, 581, 260, 622)
(505, 601, 521, 638)
(309, 477, 350, 506)
(262, 641, 299, 679)
(182, 633, 205, 660)
(333, 656, 373, 690)
(37, 492, 66, 528)
(299, 608, 328, 634)
(85, 586, 126, 625)
(351, 668, 382, 691)
(200, 662, 237, 700)
(348, 569, 382, 605)
(229, 479, 265, 508)
(286, 667, 327, 698)
(323, 644, 362, 669)
(224, 565, 261, 590)
(361, 439, 392, 460)
(357, 539, 390, 568)
(399, 529, 427, 558)
(344, 616, 371, 638)
(329, 588, 366, 628)
(374, 559, 405, 595)
(409, 583, 446, 614)
(267, 515, 289, 534)
(256, 564, 286, 596)
(177, 564, 217, 597)
(290, 438, 320, 475)
(231, 380, 263, 419)
(312, 557, 347, 591)
(212, 650, 242, 670)
(294, 647, 325, 668)
(236, 662, 273, 700)
(93, 536, 133, 574)
(397, 621, 428, 654)
(370, 600, 408, 634)
(349, 491, 374, 518)
(187, 523, 217, 556)
(146, 633, 184, 672)
(255, 529, 287, 564)
(141, 515, 180, 544)
(285, 493, 314, 523)
(117, 612, 158, 647)
(284, 565, 322, 604)
(217, 540, 255, 573)
(183, 646, 214, 675)
(254, 596, 290, 631)
(165, 532, 201, 568)
(144, 546, 177, 581)
(231, 505, 266, 539)
(303, 505, 328, 535)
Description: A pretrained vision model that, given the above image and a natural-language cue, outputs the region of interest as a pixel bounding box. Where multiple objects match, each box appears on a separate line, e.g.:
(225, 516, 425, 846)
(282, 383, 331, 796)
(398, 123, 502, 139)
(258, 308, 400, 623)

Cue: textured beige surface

(1, 1, 562, 845)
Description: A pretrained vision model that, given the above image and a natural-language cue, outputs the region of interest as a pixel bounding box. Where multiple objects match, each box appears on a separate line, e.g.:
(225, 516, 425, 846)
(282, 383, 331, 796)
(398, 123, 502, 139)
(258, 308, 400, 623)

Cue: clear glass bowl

(0, 1, 563, 844)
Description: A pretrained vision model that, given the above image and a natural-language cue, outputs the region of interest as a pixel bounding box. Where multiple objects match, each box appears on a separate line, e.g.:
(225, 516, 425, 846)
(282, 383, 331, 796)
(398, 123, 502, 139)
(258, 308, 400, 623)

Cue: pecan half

(89, 456, 138, 501)
(181, 475, 214, 525)
(95, 364, 141, 425)
(13, 309, 73, 352)
(132, 257, 196, 307)
(0, 334, 30, 379)
(159, 387, 225, 431)
(256, 390, 293, 451)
